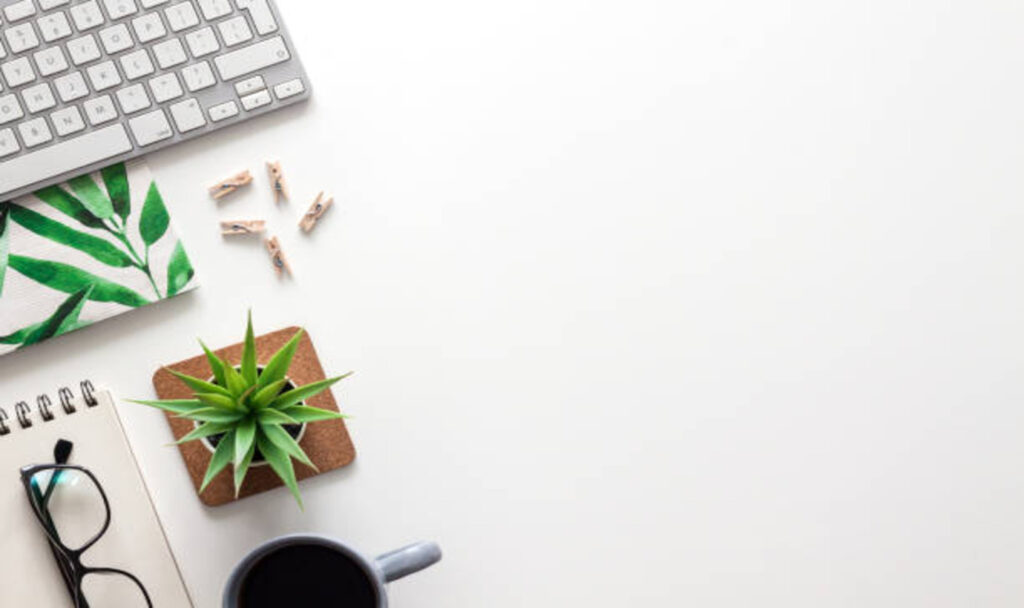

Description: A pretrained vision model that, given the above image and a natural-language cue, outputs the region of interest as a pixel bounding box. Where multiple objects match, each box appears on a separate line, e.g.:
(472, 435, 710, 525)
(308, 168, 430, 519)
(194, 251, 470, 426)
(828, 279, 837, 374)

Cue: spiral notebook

(0, 382, 192, 607)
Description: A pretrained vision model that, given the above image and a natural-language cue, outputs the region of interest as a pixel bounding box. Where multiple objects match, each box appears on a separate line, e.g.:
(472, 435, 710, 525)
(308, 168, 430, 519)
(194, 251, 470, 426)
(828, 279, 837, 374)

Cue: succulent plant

(131, 313, 350, 507)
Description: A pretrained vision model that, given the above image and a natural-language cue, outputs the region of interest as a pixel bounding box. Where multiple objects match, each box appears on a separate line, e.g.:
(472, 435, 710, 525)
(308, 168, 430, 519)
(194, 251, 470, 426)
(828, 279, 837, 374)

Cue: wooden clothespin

(266, 161, 289, 203)
(220, 220, 266, 236)
(299, 191, 333, 233)
(209, 170, 253, 200)
(264, 236, 292, 276)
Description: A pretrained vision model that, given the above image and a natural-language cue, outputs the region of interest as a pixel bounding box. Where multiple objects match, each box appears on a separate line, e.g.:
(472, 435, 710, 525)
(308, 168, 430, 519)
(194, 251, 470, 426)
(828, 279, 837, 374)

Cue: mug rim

(223, 533, 386, 608)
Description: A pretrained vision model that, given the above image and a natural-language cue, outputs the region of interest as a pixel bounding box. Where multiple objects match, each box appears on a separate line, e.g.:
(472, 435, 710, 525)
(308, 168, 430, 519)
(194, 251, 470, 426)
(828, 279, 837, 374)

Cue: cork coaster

(152, 327, 355, 506)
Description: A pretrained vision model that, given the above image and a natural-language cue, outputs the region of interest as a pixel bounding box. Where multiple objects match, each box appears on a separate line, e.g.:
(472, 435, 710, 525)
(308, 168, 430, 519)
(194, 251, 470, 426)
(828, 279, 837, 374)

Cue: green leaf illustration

(0, 323, 39, 345)
(33, 185, 107, 230)
(0, 203, 9, 297)
(139, 181, 169, 246)
(8, 255, 150, 307)
(20, 285, 93, 347)
(8, 204, 134, 268)
(67, 174, 114, 220)
(101, 163, 130, 223)
(166, 240, 194, 297)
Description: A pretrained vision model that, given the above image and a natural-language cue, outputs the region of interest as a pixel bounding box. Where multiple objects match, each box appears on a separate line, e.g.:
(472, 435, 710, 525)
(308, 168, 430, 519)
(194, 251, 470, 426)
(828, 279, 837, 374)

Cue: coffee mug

(223, 534, 442, 607)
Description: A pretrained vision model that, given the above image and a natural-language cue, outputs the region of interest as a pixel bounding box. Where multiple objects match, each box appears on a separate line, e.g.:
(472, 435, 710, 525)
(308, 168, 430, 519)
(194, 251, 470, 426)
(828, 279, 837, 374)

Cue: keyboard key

(120, 49, 154, 79)
(0, 42, 6, 61)
(153, 38, 187, 68)
(34, 47, 68, 77)
(214, 36, 289, 81)
(165, 1, 199, 32)
(22, 82, 56, 113)
(37, 12, 73, 43)
(102, 0, 139, 19)
(4, 0, 37, 22)
(240, 89, 270, 111)
(54, 71, 88, 102)
(19, 117, 53, 147)
(0, 128, 19, 158)
(186, 26, 219, 58)
(128, 108, 173, 146)
(217, 15, 252, 47)
(273, 78, 304, 100)
(0, 125, 132, 193)
(198, 0, 231, 19)
(234, 75, 263, 95)
(6, 23, 41, 54)
(86, 61, 122, 91)
(1, 57, 36, 87)
(39, 0, 72, 9)
(182, 60, 215, 91)
(70, 1, 105, 31)
(170, 97, 205, 132)
(116, 83, 151, 114)
(83, 95, 117, 124)
(100, 24, 133, 54)
(141, 0, 169, 6)
(0, 94, 25, 125)
(149, 72, 183, 102)
(208, 100, 237, 122)
(67, 35, 102, 66)
(51, 106, 86, 136)
(131, 13, 166, 43)
(236, 0, 277, 35)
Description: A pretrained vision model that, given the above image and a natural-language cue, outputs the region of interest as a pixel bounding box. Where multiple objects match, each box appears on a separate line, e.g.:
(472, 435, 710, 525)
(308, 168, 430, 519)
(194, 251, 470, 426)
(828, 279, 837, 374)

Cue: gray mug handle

(375, 541, 442, 583)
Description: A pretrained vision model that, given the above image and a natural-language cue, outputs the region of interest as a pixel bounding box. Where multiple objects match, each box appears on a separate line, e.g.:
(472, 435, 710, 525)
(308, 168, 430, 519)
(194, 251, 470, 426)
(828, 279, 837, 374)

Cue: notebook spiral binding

(0, 380, 100, 437)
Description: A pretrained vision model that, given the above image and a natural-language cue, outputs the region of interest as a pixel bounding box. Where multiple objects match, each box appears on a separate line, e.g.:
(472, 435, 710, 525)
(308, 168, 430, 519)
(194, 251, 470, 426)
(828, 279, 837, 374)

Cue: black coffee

(239, 544, 378, 608)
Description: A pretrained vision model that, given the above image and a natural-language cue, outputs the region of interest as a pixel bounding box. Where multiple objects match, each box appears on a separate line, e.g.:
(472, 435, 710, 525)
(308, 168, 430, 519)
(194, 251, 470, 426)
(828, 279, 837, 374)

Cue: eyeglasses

(20, 441, 153, 608)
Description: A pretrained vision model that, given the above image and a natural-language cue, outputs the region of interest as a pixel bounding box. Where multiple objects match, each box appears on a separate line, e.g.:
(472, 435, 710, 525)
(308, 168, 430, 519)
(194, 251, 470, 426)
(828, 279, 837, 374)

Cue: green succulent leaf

(67, 174, 114, 220)
(33, 185, 107, 230)
(0, 203, 9, 297)
(256, 432, 303, 508)
(128, 398, 205, 415)
(278, 405, 346, 423)
(168, 369, 232, 398)
(269, 373, 351, 411)
(223, 363, 247, 398)
(100, 163, 130, 223)
(139, 181, 169, 246)
(199, 340, 227, 388)
(233, 440, 255, 497)
(200, 430, 235, 494)
(250, 379, 288, 410)
(20, 285, 93, 347)
(234, 417, 257, 468)
(166, 240, 194, 298)
(256, 328, 304, 389)
(176, 407, 245, 424)
(175, 421, 237, 444)
(195, 392, 239, 410)
(8, 255, 150, 307)
(255, 408, 298, 426)
(260, 422, 317, 471)
(241, 310, 257, 385)
(8, 204, 134, 268)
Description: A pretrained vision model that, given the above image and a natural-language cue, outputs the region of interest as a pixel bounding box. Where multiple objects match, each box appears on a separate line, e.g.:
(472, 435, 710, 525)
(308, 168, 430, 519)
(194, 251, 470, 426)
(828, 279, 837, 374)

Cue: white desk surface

(5, 2, 1024, 606)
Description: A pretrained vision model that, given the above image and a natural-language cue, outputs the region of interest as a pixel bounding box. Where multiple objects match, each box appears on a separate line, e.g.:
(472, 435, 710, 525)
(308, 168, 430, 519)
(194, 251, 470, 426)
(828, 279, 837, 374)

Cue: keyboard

(0, 0, 310, 201)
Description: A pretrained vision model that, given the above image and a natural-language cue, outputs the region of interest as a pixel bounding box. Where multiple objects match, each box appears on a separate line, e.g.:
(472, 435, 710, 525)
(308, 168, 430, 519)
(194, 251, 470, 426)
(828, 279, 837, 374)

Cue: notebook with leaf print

(0, 160, 197, 355)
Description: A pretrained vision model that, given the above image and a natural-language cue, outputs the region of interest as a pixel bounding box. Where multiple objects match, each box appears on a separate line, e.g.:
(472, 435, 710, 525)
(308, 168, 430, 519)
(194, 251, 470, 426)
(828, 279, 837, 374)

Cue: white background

(4, 1, 1024, 606)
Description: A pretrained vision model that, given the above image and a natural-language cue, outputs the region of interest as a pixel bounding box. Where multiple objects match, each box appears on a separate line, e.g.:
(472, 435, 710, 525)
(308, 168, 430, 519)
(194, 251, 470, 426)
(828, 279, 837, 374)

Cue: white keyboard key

(116, 83, 151, 113)
(198, 0, 230, 20)
(149, 72, 183, 102)
(240, 89, 270, 111)
(21, 82, 56, 113)
(19, 117, 52, 147)
(141, 0, 169, 6)
(186, 26, 219, 58)
(1, 57, 35, 87)
(6, 23, 40, 54)
(0, 128, 19, 158)
(102, 0, 139, 19)
(152, 38, 186, 68)
(0, 125, 132, 192)
(0, 43, 6, 61)
(217, 15, 252, 47)
(67, 35, 101, 66)
(120, 49, 154, 79)
(33, 46, 68, 77)
(234, 75, 263, 95)
(39, 0, 72, 9)
(54, 71, 88, 102)
(0, 94, 25, 125)
(165, 1, 199, 32)
(170, 97, 205, 132)
(273, 78, 304, 100)
(51, 106, 86, 136)
(37, 12, 73, 43)
(129, 108, 172, 145)
(131, 13, 166, 43)
(214, 36, 289, 81)
(236, 0, 277, 35)
(182, 60, 215, 91)
(70, 1, 105, 31)
(207, 100, 237, 121)
(83, 94, 117, 124)
(100, 24, 133, 54)
(4, 0, 37, 22)
(87, 61, 122, 91)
